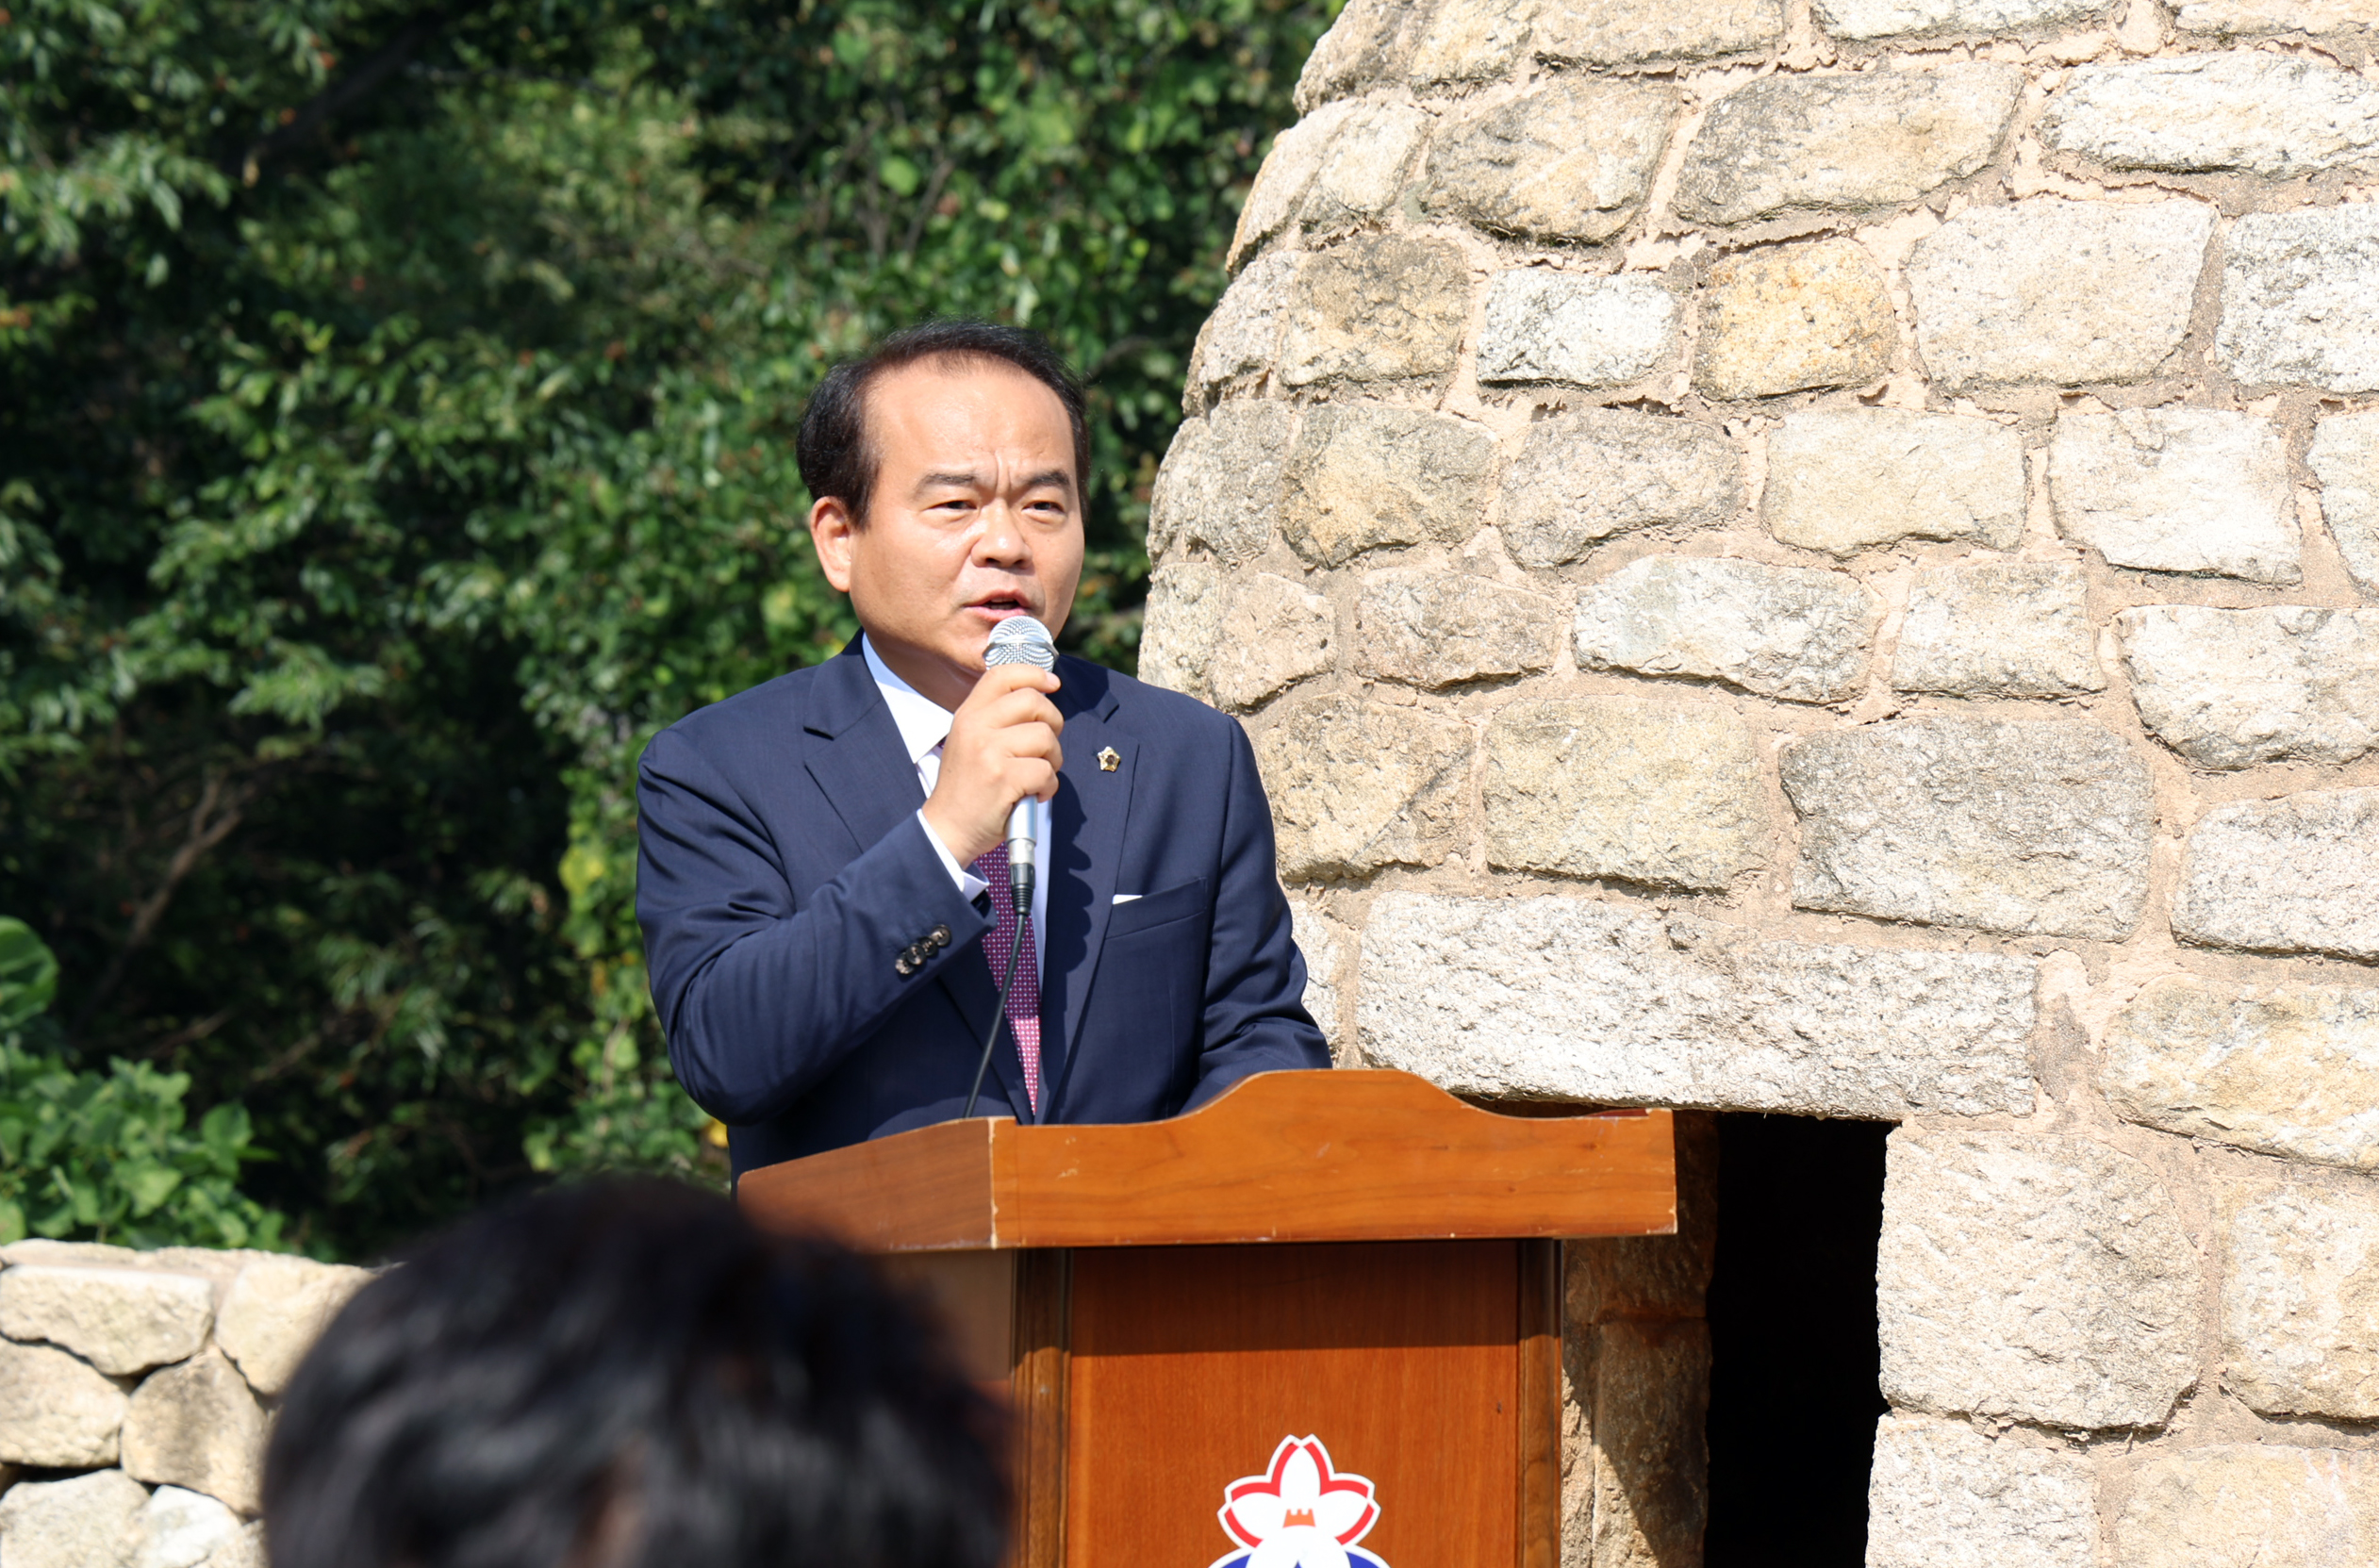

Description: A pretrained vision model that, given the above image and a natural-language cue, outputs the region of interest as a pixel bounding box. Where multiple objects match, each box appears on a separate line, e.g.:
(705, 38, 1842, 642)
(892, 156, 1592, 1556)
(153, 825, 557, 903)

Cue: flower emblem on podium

(1208, 1435, 1390, 1568)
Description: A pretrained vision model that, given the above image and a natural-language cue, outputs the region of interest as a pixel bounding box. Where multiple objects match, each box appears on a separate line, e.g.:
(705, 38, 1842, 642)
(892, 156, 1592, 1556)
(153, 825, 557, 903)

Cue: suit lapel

(1037, 659, 1133, 1115)
(800, 646, 925, 859)
(801, 645, 1031, 1121)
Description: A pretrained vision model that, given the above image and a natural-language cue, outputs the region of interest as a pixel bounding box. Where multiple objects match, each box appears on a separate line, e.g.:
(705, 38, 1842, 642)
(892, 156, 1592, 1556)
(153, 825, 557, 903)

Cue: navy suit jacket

(636, 642, 1330, 1177)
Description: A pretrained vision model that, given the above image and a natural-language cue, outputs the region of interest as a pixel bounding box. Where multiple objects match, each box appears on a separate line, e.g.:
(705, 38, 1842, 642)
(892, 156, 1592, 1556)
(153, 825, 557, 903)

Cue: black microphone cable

(959, 865, 1031, 1122)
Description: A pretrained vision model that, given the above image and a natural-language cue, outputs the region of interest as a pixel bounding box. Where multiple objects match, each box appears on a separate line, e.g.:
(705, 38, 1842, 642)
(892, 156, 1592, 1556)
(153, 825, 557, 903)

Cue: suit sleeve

(636, 726, 993, 1125)
(1182, 718, 1333, 1110)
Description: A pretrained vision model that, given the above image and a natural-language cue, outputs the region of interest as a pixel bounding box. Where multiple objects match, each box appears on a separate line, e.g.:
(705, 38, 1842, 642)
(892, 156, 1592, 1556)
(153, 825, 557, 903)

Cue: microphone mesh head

(983, 615, 1056, 672)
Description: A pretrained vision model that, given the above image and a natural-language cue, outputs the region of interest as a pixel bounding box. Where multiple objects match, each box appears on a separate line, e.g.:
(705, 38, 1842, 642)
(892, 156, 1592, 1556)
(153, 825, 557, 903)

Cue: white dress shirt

(863, 635, 1048, 980)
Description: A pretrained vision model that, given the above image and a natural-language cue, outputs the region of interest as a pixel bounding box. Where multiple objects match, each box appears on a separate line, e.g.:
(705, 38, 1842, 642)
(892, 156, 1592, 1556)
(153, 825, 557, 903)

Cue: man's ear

(807, 495, 858, 594)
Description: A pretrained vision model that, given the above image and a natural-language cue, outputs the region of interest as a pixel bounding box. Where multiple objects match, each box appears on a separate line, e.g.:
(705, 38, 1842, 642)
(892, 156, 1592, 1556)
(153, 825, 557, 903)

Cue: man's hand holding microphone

(919, 617, 1063, 891)
(929, 617, 1062, 1121)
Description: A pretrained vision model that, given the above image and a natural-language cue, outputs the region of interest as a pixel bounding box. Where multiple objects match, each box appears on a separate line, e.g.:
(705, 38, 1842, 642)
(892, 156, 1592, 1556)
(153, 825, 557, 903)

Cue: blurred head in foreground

(263, 1178, 1005, 1568)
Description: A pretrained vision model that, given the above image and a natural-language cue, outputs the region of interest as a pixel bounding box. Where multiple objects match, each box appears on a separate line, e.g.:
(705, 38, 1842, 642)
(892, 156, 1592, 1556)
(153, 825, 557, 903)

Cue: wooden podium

(738, 1070, 1676, 1568)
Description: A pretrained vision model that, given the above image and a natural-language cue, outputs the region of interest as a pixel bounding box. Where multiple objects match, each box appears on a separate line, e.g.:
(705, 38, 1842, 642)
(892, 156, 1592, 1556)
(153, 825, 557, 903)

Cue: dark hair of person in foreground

(796, 319, 1089, 525)
(261, 1178, 1007, 1568)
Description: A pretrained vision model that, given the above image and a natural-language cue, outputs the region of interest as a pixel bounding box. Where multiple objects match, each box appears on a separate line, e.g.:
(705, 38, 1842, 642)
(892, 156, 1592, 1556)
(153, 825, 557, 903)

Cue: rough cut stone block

(0, 1242, 265, 1285)
(1693, 238, 1897, 401)
(1288, 895, 1345, 1045)
(1535, 0, 1785, 64)
(1864, 1415, 2100, 1568)
(2114, 1446, 2379, 1568)
(0, 1265, 213, 1377)
(1784, 717, 2152, 939)
(2312, 410, 2379, 598)
(123, 1347, 267, 1515)
(1137, 562, 1222, 701)
(1211, 572, 1333, 711)
(2173, 787, 2379, 963)
(132, 1486, 244, 1568)
(1676, 66, 2023, 225)
(1256, 695, 1471, 880)
(2176, 0, 2379, 31)
(1566, 1113, 1719, 1326)
(1892, 561, 2105, 696)
(1877, 1130, 2198, 1429)
(1561, 1346, 1594, 1567)
(2043, 55, 2379, 178)
(1426, 78, 1676, 243)
(1280, 236, 1469, 387)
(1814, 0, 2110, 37)
(2107, 975, 2379, 1173)
(1148, 400, 1292, 567)
(1407, 0, 1537, 82)
(1562, 1142, 1715, 1568)
(2222, 1182, 2379, 1420)
(1228, 105, 1350, 267)
(2049, 409, 2299, 584)
(214, 1255, 370, 1400)
(2219, 206, 2379, 393)
(1187, 254, 1301, 403)
(1572, 554, 1880, 703)
(0, 1337, 127, 1466)
(1304, 102, 1430, 225)
(1356, 569, 1561, 688)
(1763, 408, 2025, 556)
(1280, 404, 1498, 567)
(1587, 1320, 1710, 1568)
(1295, 0, 1415, 112)
(2119, 605, 2379, 768)
(1, 1239, 128, 1268)
(1908, 199, 2212, 391)
(1483, 698, 1767, 890)
(1357, 893, 2038, 1116)
(1499, 410, 1743, 568)
(207, 1525, 265, 1568)
(1476, 270, 1679, 388)
(0, 1469, 148, 1568)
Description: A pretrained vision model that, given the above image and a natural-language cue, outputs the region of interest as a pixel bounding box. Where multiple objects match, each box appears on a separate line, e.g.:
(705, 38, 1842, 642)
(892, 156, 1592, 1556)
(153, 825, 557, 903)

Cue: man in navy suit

(636, 322, 1329, 1178)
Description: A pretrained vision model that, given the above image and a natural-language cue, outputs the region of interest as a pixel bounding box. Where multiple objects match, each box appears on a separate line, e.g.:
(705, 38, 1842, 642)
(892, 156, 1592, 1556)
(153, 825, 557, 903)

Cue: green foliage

(0, 917, 59, 1032)
(0, 918, 289, 1248)
(2, 0, 1323, 1256)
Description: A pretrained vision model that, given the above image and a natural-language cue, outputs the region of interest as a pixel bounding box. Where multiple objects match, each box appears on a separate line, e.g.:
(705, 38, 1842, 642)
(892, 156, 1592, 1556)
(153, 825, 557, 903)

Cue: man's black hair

(262, 1178, 1006, 1568)
(796, 320, 1089, 526)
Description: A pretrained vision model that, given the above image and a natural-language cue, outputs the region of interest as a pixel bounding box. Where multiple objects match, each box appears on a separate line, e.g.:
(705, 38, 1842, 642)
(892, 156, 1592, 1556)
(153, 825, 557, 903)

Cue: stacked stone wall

(1143, 0, 2379, 1560)
(0, 1241, 368, 1568)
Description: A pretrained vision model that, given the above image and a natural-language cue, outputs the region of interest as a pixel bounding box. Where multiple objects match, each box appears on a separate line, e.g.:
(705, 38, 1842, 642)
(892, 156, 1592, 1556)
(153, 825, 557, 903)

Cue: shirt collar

(860, 635, 956, 767)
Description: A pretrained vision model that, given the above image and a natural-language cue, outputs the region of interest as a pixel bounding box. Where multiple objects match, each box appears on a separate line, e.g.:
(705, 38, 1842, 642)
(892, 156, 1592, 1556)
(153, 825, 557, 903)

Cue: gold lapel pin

(1097, 747, 1120, 772)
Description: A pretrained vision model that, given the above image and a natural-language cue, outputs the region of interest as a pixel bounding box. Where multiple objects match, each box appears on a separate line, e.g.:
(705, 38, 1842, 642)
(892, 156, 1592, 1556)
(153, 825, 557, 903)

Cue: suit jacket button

(931, 924, 951, 946)
(895, 954, 916, 977)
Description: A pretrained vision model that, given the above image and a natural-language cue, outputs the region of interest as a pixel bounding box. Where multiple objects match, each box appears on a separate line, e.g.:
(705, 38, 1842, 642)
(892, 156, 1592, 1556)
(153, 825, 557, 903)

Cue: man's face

(808, 357, 1083, 710)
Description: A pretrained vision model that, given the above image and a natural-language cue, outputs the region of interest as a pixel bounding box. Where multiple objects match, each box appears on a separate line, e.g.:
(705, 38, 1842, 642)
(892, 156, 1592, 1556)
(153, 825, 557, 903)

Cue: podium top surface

(735, 1069, 1677, 1252)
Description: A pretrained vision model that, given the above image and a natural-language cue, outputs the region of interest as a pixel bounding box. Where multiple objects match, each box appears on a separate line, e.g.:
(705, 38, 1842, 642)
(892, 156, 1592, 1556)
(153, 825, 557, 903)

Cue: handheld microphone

(961, 614, 1057, 1121)
(983, 615, 1056, 907)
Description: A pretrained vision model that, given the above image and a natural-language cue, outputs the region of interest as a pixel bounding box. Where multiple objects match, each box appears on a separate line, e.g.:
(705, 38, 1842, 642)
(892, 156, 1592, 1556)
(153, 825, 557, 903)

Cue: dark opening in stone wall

(1703, 1114, 1892, 1568)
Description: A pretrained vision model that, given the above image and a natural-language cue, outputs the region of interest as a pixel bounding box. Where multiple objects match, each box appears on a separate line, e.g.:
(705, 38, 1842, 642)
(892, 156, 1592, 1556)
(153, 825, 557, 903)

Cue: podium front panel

(1058, 1240, 1547, 1568)
(736, 1075, 1661, 1568)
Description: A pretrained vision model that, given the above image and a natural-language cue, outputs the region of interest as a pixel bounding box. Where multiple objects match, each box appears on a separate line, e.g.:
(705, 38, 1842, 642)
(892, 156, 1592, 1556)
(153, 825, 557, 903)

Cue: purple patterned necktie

(969, 841, 1042, 1113)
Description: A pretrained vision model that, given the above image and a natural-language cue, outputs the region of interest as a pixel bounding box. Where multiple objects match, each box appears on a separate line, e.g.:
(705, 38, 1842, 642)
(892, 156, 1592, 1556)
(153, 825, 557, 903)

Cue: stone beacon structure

(1142, 0, 2379, 1559)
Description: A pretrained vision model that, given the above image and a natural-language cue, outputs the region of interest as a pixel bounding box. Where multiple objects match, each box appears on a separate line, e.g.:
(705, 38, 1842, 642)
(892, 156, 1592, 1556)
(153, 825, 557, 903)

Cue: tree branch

(138, 1009, 234, 1063)
(238, 8, 456, 186)
(70, 771, 254, 1040)
(900, 157, 958, 260)
(1087, 335, 1153, 383)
